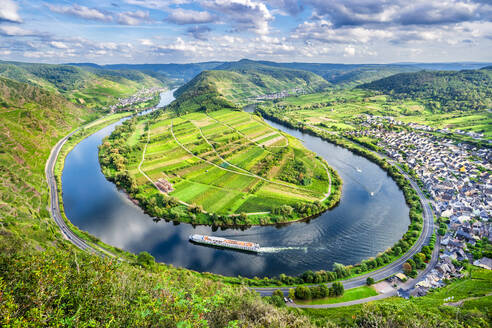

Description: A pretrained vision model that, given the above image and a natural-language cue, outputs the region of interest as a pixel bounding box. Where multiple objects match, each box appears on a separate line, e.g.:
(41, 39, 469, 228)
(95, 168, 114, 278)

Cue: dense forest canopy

(167, 71, 238, 115)
(359, 69, 492, 112)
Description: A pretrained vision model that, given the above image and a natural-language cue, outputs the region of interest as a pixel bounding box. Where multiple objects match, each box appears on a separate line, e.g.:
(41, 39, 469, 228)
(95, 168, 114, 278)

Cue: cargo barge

(189, 234, 260, 252)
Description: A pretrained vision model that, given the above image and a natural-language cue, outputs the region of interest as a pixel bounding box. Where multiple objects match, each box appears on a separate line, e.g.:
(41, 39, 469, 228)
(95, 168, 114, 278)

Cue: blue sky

(0, 0, 491, 64)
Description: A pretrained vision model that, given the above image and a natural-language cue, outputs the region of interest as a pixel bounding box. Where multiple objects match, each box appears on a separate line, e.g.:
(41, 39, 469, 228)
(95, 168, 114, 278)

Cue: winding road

(253, 123, 436, 307)
(45, 127, 107, 255)
(45, 109, 436, 309)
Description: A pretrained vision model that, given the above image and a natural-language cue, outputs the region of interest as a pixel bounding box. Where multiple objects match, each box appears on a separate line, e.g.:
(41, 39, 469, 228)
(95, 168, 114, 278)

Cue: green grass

(297, 268, 492, 327)
(294, 286, 378, 305)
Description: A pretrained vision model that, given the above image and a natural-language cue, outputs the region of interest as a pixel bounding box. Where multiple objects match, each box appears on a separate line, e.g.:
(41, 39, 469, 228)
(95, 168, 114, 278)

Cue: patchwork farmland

(126, 109, 333, 216)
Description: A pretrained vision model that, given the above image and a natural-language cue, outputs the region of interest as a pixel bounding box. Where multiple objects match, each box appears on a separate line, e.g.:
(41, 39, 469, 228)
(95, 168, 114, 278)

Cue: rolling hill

(359, 69, 492, 112)
(168, 60, 331, 114)
(214, 59, 330, 97)
(168, 70, 239, 115)
(0, 77, 90, 237)
(0, 76, 312, 327)
(76, 60, 491, 90)
(0, 61, 165, 109)
(69, 61, 223, 87)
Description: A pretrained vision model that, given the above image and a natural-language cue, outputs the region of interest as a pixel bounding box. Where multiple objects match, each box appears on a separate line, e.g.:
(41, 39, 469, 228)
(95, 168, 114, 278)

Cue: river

(62, 91, 409, 277)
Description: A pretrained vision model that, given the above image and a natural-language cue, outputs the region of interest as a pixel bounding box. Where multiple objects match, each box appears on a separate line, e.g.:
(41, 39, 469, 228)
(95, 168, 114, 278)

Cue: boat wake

(258, 246, 308, 253)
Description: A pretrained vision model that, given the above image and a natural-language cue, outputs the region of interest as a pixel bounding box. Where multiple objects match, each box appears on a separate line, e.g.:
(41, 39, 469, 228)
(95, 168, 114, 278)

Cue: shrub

(295, 286, 312, 300)
(136, 251, 155, 268)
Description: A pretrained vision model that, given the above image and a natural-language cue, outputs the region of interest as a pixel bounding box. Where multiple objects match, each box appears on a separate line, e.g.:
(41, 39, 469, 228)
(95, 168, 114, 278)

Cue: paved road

(45, 126, 115, 257)
(47, 113, 436, 308)
(45, 97, 169, 257)
(254, 141, 435, 298)
(288, 234, 441, 308)
(290, 290, 399, 309)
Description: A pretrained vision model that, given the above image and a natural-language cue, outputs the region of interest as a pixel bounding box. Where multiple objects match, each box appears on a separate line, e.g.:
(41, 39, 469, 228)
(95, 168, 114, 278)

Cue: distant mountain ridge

(66, 59, 492, 88)
(68, 62, 223, 87)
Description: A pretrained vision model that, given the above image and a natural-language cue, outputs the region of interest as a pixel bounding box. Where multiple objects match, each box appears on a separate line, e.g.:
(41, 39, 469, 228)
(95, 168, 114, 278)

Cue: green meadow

(269, 89, 491, 140)
(298, 268, 492, 327)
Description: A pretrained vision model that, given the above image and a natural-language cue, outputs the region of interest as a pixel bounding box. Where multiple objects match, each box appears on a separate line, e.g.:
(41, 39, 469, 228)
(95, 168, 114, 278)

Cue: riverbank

(248, 106, 432, 286)
(59, 90, 412, 278)
(51, 93, 176, 261)
(52, 112, 137, 259)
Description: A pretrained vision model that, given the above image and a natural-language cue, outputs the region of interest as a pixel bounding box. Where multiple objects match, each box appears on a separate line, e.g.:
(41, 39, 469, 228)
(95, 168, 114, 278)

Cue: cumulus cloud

(187, 25, 212, 40)
(203, 0, 273, 34)
(291, 20, 393, 43)
(48, 4, 112, 22)
(306, 0, 397, 27)
(49, 41, 69, 49)
(166, 8, 215, 25)
(344, 46, 355, 56)
(305, 0, 490, 28)
(117, 10, 151, 25)
(0, 25, 36, 36)
(268, 0, 304, 15)
(397, 1, 481, 25)
(0, 0, 22, 23)
(124, 0, 190, 10)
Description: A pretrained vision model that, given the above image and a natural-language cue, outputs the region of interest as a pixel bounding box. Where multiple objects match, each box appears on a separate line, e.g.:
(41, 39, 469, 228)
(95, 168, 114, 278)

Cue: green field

(101, 108, 337, 222)
(264, 89, 492, 140)
(294, 286, 378, 305)
(141, 110, 330, 214)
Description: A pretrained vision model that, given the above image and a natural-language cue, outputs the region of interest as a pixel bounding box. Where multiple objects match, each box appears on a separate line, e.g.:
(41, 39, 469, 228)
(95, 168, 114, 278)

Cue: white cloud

(344, 46, 355, 56)
(48, 4, 112, 22)
(292, 20, 393, 44)
(24, 49, 77, 59)
(203, 0, 273, 34)
(0, 0, 22, 23)
(166, 8, 215, 25)
(139, 39, 154, 46)
(117, 10, 151, 25)
(124, 0, 191, 10)
(50, 41, 69, 49)
(0, 25, 35, 36)
(305, 0, 489, 28)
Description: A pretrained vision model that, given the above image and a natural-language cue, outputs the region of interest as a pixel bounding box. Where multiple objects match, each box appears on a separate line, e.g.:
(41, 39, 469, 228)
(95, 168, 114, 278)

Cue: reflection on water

(62, 93, 409, 277)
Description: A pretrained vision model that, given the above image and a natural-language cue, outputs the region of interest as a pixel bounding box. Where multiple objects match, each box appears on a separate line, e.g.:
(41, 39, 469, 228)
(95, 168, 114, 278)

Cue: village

(346, 114, 492, 297)
(360, 114, 488, 141)
(253, 87, 306, 101)
(108, 87, 165, 112)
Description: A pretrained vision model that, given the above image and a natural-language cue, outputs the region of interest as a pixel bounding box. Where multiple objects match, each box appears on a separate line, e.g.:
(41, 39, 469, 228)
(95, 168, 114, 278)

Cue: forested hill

(214, 59, 330, 94)
(359, 69, 492, 112)
(168, 60, 332, 115)
(0, 61, 165, 109)
(0, 77, 90, 231)
(167, 70, 238, 115)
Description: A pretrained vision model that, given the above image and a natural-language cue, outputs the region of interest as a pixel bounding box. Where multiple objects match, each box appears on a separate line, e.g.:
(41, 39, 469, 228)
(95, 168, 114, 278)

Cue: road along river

(61, 92, 410, 278)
